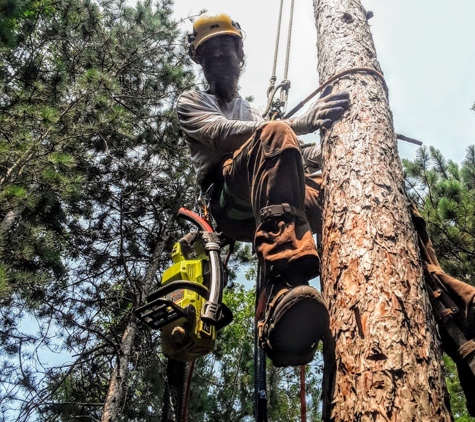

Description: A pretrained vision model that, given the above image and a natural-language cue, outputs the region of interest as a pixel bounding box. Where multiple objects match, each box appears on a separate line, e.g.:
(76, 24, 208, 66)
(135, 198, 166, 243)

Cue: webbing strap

(257, 287, 290, 349)
(259, 203, 306, 224)
(459, 340, 475, 360)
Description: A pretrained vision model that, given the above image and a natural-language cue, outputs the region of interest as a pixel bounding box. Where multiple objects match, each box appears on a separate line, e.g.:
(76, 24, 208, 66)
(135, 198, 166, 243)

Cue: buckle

(282, 203, 295, 216)
(459, 339, 475, 360)
(259, 203, 296, 223)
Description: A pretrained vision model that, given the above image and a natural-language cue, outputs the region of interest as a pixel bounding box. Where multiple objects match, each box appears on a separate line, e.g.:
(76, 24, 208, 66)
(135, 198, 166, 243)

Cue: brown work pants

(210, 121, 321, 281)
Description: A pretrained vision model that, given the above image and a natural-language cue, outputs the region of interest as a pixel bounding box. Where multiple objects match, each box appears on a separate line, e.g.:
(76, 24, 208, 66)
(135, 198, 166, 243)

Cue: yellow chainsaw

(136, 208, 233, 361)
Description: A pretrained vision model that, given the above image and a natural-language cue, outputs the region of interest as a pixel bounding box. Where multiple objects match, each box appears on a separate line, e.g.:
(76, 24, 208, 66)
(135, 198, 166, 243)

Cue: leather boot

(257, 274, 330, 367)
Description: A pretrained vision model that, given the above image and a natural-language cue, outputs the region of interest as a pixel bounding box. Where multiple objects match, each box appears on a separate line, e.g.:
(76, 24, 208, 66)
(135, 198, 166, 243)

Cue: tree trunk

(0, 206, 23, 234)
(312, 1, 452, 421)
(101, 215, 175, 422)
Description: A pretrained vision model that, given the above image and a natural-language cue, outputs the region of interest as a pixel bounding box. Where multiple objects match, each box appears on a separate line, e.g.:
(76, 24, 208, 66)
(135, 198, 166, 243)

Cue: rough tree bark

(101, 215, 175, 422)
(312, 1, 452, 421)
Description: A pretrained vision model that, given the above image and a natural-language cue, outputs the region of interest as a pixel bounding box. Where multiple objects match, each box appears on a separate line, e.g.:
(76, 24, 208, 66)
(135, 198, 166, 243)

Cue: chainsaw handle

(176, 208, 232, 328)
(178, 207, 214, 232)
(144, 280, 209, 304)
(201, 233, 225, 326)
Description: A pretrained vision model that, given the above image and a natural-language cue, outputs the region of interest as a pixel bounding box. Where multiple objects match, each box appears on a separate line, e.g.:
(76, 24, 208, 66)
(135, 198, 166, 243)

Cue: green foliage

(0, 0, 197, 419)
(0, 1, 323, 420)
(185, 283, 324, 422)
(403, 146, 475, 285)
(0, 0, 48, 48)
(404, 145, 475, 420)
(444, 355, 475, 422)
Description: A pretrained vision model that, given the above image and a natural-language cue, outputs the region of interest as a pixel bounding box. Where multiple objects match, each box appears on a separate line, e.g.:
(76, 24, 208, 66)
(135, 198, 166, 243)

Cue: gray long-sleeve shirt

(177, 89, 322, 185)
(177, 90, 264, 185)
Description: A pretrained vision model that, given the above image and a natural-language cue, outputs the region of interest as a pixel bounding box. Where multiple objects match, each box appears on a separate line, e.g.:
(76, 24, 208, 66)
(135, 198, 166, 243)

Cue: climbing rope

(263, 0, 296, 120)
(283, 0, 295, 81)
(181, 360, 195, 422)
(284, 66, 388, 119)
(268, 0, 284, 92)
(283, 66, 422, 145)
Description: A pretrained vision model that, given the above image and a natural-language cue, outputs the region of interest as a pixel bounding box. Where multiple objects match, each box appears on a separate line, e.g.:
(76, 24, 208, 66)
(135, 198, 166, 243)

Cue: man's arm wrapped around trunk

(410, 203, 475, 416)
(301, 142, 322, 174)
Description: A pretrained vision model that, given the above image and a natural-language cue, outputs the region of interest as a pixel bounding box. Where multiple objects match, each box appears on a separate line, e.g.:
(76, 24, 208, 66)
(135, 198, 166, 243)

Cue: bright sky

(172, 0, 475, 164)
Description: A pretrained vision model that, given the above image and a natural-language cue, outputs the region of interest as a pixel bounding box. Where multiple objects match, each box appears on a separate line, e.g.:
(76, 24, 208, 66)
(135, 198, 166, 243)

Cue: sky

(172, 0, 475, 164)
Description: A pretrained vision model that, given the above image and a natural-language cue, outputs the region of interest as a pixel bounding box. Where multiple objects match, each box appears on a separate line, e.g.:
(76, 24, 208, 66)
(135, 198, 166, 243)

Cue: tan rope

(270, 0, 285, 82)
(299, 365, 307, 422)
(283, 0, 295, 80)
(284, 66, 388, 119)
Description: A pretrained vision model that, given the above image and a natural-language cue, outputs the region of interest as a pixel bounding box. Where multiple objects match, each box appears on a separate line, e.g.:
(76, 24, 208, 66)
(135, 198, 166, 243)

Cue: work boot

(254, 204, 328, 366)
(257, 273, 330, 367)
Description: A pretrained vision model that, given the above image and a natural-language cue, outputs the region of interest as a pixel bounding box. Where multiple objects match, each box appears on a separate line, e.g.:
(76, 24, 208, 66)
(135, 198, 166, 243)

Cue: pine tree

(404, 145, 475, 285)
(0, 0, 196, 420)
(0, 0, 74, 301)
(404, 145, 475, 420)
(312, 0, 451, 419)
(0, 0, 44, 48)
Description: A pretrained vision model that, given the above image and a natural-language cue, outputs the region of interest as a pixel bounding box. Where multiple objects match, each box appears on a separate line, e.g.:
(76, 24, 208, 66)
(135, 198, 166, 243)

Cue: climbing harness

(136, 207, 233, 421)
(263, 0, 295, 120)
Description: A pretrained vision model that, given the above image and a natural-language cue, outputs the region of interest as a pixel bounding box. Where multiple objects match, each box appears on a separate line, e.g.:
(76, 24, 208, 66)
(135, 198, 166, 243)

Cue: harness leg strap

(259, 203, 307, 224)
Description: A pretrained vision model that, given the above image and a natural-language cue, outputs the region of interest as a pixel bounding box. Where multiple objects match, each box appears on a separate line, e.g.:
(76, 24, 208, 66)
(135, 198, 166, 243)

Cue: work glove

(290, 84, 350, 135)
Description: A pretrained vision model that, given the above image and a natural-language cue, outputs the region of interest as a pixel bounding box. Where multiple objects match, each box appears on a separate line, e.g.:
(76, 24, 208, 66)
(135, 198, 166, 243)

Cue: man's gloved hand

(290, 85, 350, 135)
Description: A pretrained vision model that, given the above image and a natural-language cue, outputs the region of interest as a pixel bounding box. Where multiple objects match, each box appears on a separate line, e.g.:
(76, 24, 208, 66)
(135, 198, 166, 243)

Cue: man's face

(198, 36, 242, 102)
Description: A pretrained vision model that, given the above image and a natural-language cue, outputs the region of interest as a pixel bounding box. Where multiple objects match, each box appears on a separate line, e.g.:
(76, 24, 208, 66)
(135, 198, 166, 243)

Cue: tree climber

(177, 13, 350, 367)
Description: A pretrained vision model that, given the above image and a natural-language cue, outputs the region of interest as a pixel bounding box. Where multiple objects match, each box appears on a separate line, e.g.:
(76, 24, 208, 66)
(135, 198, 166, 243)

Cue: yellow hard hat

(188, 14, 243, 62)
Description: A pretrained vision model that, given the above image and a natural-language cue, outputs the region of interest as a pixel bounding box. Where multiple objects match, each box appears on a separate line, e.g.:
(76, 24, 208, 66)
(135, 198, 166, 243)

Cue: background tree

(404, 145, 475, 421)
(0, 0, 44, 48)
(0, 0, 198, 419)
(8, 0, 472, 420)
(0, 0, 72, 303)
(404, 145, 475, 285)
(1, 1, 309, 420)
